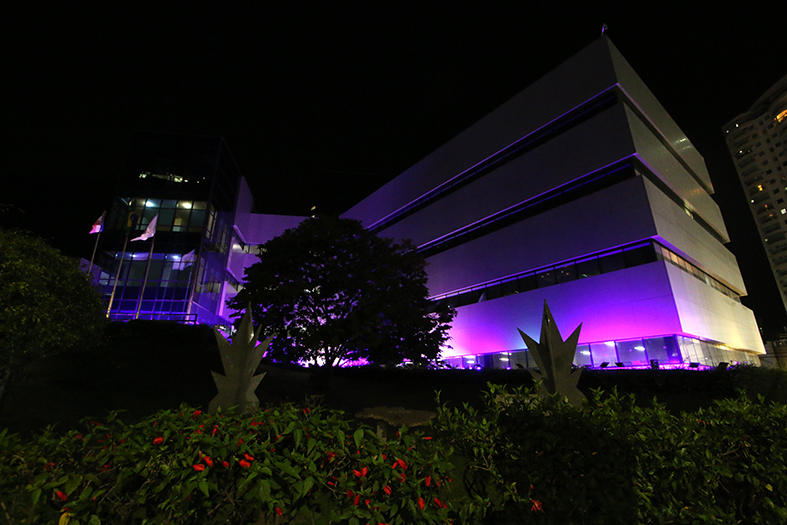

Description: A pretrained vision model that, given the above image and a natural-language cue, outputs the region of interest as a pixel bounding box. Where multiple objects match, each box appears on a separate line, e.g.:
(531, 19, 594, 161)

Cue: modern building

(722, 75, 787, 317)
(96, 36, 766, 368)
(344, 36, 765, 368)
(94, 132, 302, 328)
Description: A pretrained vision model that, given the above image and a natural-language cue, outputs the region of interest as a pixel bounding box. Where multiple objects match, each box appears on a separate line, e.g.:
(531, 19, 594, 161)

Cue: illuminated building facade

(343, 36, 766, 368)
(722, 75, 787, 317)
(98, 37, 767, 369)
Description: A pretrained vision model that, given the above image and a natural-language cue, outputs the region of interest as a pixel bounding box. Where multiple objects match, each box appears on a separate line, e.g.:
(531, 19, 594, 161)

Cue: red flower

(347, 489, 354, 498)
(222, 461, 229, 468)
(398, 473, 406, 483)
(43, 462, 55, 471)
(530, 499, 543, 512)
(153, 437, 164, 445)
(353, 467, 368, 478)
(193, 464, 205, 472)
(239, 460, 251, 468)
(396, 459, 407, 470)
(424, 475, 431, 487)
(212, 426, 218, 436)
(192, 410, 202, 418)
(353, 494, 360, 506)
(203, 456, 214, 467)
(56, 490, 68, 501)
(303, 408, 310, 414)
(244, 453, 255, 462)
(275, 507, 283, 516)
(423, 436, 432, 440)
(418, 497, 425, 510)
(434, 497, 447, 509)
(383, 485, 391, 495)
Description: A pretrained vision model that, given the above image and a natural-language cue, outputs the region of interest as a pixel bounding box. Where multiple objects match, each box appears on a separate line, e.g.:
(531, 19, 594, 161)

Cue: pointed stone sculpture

(209, 307, 272, 415)
(518, 300, 585, 407)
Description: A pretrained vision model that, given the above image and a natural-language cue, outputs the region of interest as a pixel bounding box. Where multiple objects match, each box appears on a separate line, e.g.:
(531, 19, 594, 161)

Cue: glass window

(573, 344, 593, 367)
(517, 273, 538, 292)
(576, 257, 600, 278)
(161, 200, 178, 209)
(500, 278, 519, 296)
(615, 339, 648, 366)
(624, 243, 657, 268)
(556, 262, 577, 283)
(189, 209, 206, 230)
(589, 342, 618, 366)
(173, 209, 191, 232)
(462, 355, 477, 369)
(510, 350, 529, 369)
(644, 336, 681, 365)
(536, 269, 556, 288)
(493, 353, 511, 369)
(485, 285, 502, 300)
(598, 250, 625, 273)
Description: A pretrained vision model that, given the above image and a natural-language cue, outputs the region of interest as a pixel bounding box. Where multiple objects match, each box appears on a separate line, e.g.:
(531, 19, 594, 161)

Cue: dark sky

(4, 3, 787, 333)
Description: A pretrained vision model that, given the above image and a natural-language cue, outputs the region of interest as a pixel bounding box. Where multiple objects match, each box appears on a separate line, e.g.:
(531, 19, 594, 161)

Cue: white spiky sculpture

(518, 300, 585, 407)
(209, 308, 272, 414)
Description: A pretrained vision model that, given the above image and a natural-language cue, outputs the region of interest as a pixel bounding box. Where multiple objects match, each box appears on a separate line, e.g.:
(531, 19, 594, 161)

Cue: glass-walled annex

(94, 133, 241, 326)
(443, 334, 760, 370)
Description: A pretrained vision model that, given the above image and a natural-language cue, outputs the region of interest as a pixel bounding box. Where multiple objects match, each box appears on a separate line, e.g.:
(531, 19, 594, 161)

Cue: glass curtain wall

(96, 133, 241, 325)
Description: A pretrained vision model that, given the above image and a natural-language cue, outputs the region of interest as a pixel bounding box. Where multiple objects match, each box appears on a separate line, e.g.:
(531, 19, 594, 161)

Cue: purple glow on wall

(442, 262, 683, 358)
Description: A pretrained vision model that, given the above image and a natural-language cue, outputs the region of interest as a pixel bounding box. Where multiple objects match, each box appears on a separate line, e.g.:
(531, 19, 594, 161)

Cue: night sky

(5, 3, 787, 333)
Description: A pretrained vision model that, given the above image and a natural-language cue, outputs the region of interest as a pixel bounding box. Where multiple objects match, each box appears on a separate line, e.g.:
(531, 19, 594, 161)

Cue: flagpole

(87, 228, 101, 281)
(87, 211, 105, 282)
(106, 206, 137, 319)
(135, 237, 156, 320)
(106, 233, 129, 318)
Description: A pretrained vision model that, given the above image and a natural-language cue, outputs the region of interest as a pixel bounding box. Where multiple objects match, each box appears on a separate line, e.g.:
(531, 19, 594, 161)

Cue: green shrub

(432, 383, 787, 524)
(0, 402, 454, 525)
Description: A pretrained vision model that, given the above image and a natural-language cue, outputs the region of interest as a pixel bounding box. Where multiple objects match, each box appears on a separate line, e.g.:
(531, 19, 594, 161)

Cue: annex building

(94, 36, 765, 369)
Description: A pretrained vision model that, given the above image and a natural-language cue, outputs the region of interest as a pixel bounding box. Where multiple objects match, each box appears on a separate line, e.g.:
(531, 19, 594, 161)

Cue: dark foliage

(0, 228, 106, 375)
(228, 216, 455, 367)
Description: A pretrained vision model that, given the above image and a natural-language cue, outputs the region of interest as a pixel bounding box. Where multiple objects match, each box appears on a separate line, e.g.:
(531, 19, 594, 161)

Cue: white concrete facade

(342, 37, 765, 365)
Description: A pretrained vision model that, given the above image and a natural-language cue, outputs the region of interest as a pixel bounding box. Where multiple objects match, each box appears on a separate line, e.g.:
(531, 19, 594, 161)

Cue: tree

(0, 228, 106, 406)
(228, 216, 455, 367)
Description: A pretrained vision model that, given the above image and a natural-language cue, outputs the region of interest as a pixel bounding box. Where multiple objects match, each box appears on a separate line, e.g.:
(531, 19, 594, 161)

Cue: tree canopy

(228, 216, 455, 367)
(0, 228, 106, 375)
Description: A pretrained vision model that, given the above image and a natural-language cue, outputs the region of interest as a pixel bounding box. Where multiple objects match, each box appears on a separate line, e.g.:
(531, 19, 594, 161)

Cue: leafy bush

(432, 383, 787, 524)
(0, 402, 454, 525)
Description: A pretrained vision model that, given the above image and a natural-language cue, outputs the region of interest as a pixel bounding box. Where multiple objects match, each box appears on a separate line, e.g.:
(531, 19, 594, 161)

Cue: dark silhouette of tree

(0, 228, 107, 407)
(228, 216, 455, 367)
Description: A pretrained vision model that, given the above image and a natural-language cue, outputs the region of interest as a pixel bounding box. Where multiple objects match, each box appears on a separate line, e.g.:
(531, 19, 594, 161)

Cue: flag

(89, 212, 105, 234)
(126, 211, 138, 233)
(131, 215, 158, 242)
(173, 249, 196, 270)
